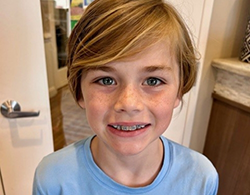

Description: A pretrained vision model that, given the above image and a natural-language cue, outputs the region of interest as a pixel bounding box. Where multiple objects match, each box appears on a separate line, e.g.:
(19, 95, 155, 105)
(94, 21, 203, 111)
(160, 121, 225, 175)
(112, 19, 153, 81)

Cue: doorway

(40, 0, 93, 150)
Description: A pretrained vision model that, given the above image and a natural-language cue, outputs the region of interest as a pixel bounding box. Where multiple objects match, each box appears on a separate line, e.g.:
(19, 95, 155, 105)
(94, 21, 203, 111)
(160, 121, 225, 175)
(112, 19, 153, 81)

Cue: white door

(0, 0, 54, 194)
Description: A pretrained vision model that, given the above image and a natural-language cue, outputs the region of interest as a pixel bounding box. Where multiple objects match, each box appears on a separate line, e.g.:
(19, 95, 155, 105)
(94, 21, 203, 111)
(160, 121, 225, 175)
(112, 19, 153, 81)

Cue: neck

(91, 136, 164, 187)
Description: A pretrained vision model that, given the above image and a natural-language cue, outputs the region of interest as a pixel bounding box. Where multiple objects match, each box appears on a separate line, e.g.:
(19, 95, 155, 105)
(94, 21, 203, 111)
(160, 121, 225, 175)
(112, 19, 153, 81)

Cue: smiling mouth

(109, 124, 150, 131)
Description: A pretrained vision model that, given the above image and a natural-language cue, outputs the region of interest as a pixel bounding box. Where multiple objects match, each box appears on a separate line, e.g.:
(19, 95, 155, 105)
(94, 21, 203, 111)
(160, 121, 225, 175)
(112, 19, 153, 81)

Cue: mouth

(108, 124, 150, 131)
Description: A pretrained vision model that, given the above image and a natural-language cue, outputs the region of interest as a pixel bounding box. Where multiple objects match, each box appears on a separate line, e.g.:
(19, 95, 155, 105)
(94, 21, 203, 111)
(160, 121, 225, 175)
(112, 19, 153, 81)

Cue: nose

(114, 84, 144, 114)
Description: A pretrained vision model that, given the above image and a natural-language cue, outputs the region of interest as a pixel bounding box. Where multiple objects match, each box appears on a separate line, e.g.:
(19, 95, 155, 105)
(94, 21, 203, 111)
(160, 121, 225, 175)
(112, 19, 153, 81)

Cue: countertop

(212, 58, 250, 107)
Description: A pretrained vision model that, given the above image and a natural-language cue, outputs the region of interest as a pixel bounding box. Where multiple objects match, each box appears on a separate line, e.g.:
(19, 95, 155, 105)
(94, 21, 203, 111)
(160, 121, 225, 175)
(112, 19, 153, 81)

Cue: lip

(108, 122, 149, 126)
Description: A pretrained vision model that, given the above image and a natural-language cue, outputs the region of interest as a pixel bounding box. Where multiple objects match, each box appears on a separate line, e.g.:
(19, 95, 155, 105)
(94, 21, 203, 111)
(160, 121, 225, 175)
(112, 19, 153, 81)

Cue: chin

(110, 139, 155, 157)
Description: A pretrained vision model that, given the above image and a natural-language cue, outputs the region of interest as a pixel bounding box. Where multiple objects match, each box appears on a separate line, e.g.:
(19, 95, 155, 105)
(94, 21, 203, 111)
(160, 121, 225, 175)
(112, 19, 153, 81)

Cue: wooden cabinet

(203, 93, 250, 195)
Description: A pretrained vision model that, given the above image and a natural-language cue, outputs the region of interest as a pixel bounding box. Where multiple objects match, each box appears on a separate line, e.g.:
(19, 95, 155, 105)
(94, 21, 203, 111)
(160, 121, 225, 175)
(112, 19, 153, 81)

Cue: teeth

(111, 124, 146, 131)
(136, 125, 146, 129)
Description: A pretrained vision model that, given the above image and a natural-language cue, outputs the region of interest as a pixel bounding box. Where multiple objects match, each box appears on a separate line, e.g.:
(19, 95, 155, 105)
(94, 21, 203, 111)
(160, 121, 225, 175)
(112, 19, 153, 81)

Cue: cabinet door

(204, 94, 250, 195)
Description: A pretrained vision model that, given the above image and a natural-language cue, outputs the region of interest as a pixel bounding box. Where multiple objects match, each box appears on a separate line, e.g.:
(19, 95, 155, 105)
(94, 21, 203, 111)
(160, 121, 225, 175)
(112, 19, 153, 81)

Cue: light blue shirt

(33, 136, 218, 195)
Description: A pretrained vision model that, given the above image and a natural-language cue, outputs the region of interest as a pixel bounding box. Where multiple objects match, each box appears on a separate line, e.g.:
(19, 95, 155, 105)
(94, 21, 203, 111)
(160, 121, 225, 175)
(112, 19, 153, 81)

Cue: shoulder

(161, 136, 218, 194)
(33, 137, 92, 192)
(162, 136, 216, 172)
(37, 138, 87, 172)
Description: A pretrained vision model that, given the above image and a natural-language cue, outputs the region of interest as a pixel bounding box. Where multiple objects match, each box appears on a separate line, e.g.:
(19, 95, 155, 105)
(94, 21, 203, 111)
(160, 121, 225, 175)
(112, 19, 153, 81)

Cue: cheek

(149, 90, 179, 109)
(153, 101, 174, 118)
(84, 93, 112, 120)
(150, 93, 179, 122)
(83, 97, 105, 132)
(86, 96, 105, 113)
(153, 102, 175, 133)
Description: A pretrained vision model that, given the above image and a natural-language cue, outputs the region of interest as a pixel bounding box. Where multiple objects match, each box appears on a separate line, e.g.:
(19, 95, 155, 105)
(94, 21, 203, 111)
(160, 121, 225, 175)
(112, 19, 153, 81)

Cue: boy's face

(78, 41, 180, 156)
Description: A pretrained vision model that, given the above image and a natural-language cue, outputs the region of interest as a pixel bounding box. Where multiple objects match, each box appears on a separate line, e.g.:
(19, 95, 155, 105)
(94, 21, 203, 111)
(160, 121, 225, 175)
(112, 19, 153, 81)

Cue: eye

(96, 77, 116, 85)
(144, 77, 163, 86)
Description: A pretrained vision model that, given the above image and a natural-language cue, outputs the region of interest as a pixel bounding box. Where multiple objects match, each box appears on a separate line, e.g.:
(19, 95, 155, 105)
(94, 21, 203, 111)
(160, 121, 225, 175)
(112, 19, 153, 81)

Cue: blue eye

(97, 77, 116, 85)
(145, 77, 163, 86)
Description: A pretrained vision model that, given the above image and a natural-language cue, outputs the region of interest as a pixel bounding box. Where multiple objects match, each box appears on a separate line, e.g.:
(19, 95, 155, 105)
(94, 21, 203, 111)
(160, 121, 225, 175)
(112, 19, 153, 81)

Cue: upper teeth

(112, 125, 146, 131)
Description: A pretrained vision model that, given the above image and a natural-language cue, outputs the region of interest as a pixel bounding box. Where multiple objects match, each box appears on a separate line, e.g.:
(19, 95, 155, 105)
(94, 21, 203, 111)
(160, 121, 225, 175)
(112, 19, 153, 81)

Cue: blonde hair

(67, 0, 197, 103)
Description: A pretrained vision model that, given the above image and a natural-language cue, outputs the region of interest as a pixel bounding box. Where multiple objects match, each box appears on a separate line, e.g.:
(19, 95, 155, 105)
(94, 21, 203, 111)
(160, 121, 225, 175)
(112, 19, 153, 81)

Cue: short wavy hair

(67, 0, 197, 103)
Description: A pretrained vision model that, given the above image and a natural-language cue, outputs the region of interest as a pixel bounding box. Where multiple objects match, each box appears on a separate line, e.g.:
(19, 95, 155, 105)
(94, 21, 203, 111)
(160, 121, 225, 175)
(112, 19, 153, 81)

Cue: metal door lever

(1, 100, 40, 118)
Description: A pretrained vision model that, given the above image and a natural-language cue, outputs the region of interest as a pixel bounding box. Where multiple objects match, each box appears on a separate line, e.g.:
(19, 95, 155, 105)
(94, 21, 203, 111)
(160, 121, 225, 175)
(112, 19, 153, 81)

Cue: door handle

(1, 100, 40, 119)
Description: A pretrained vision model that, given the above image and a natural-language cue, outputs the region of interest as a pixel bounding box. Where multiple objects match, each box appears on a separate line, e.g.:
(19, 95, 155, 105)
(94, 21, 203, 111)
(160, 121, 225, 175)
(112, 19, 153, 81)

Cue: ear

(174, 96, 181, 108)
(78, 98, 85, 109)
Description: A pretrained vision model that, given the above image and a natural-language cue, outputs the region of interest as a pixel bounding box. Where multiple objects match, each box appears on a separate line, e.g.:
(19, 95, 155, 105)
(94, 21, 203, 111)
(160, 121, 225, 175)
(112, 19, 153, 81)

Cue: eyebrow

(87, 65, 115, 72)
(143, 65, 172, 72)
(87, 64, 172, 72)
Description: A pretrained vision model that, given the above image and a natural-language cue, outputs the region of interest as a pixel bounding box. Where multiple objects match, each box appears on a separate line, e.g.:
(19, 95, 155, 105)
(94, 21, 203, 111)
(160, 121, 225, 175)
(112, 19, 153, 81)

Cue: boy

(33, 0, 218, 194)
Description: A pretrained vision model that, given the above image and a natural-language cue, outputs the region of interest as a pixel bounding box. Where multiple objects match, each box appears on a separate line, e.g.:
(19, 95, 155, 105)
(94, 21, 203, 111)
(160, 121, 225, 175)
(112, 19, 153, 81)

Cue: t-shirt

(33, 136, 218, 195)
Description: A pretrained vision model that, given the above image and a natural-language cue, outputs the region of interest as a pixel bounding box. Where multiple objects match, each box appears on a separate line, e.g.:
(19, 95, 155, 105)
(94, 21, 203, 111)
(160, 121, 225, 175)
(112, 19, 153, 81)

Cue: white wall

(189, 0, 250, 152)
(163, 0, 208, 146)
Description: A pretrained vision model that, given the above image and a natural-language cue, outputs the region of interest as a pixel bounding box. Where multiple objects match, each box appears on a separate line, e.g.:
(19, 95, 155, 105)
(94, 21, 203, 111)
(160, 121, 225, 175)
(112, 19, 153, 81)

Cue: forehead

(82, 41, 179, 80)
(109, 41, 178, 70)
